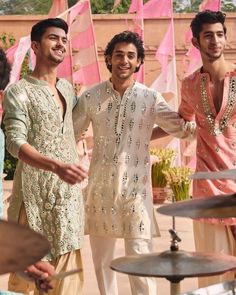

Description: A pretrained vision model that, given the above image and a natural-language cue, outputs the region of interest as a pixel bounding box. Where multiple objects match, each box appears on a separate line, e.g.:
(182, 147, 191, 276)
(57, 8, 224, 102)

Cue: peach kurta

(179, 69, 236, 225)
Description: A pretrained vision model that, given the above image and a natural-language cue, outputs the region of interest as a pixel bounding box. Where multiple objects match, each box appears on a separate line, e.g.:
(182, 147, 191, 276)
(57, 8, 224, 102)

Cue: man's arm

(3, 85, 88, 185)
(154, 92, 195, 139)
(73, 92, 91, 142)
(18, 144, 87, 185)
(151, 126, 169, 141)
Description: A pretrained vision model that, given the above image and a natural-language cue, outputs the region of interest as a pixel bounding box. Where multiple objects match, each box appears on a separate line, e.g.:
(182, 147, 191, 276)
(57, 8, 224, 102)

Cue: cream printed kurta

(3, 76, 84, 259)
(179, 69, 236, 225)
(73, 80, 194, 239)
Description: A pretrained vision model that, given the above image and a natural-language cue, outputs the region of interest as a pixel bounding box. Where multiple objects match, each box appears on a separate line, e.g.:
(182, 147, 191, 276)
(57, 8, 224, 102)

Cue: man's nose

(122, 55, 128, 63)
(57, 38, 65, 47)
(212, 34, 219, 43)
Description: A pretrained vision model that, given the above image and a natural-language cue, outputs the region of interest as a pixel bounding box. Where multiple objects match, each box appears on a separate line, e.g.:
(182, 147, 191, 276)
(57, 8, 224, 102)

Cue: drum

(181, 280, 236, 294)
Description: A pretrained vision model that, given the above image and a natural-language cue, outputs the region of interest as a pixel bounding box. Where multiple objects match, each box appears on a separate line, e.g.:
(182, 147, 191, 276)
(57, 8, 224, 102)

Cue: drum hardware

(156, 193, 236, 219)
(111, 198, 236, 295)
(191, 169, 236, 180)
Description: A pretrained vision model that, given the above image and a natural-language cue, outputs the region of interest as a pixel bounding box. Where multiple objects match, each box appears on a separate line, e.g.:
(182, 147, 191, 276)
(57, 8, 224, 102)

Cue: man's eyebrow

(47, 33, 67, 39)
(203, 30, 224, 35)
(114, 50, 136, 54)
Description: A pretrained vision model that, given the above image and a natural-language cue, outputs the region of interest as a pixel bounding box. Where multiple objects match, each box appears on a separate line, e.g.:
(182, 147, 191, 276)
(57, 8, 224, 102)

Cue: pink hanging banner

(128, 0, 143, 13)
(142, 0, 172, 18)
(8, 36, 31, 85)
(48, 0, 68, 17)
(128, 0, 144, 83)
(155, 21, 174, 80)
(199, 0, 221, 11)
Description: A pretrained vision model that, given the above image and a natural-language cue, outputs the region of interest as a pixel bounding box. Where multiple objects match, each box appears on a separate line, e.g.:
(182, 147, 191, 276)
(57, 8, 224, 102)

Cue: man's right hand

(55, 162, 88, 185)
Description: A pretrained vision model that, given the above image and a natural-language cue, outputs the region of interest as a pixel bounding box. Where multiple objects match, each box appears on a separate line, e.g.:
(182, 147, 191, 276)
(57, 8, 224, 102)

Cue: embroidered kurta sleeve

(3, 86, 29, 158)
(154, 92, 195, 138)
(178, 78, 196, 121)
(72, 92, 91, 141)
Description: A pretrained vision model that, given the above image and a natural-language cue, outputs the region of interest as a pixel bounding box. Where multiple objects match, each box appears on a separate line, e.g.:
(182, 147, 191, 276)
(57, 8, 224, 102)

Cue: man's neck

(111, 76, 135, 97)
(202, 56, 235, 82)
(31, 64, 58, 86)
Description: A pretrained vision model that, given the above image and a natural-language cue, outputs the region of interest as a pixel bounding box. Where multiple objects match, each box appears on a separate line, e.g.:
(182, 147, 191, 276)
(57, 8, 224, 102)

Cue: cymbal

(110, 250, 236, 281)
(191, 169, 236, 180)
(156, 194, 236, 218)
(0, 219, 50, 275)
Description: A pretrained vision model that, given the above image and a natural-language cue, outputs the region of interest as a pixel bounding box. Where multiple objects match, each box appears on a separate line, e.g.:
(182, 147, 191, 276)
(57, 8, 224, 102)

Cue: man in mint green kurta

(4, 76, 84, 259)
(3, 18, 87, 295)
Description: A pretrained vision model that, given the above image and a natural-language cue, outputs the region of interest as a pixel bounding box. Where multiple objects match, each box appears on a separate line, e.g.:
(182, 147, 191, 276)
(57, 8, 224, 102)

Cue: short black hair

(191, 10, 226, 39)
(104, 31, 145, 73)
(0, 48, 11, 90)
(31, 18, 68, 42)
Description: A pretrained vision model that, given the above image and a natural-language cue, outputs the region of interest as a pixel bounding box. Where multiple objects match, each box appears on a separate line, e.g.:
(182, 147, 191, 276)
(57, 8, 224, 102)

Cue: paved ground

(0, 181, 199, 294)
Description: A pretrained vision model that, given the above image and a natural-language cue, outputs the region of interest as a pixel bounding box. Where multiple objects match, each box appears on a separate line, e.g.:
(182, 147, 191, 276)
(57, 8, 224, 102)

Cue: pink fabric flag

(6, 42, 19, 64)
(48, 0, 68, 17)
(185, 46, 202, 75)
(128, 0, 144, 83)
(128, 0, 143, 13)
(199, 0, 221, 11)
(57, 0, 101, 90)
(155, 21, 174, 80)
(142, 0, 172, 18)
(151, 59, 177, 95)
(185, 29, 192, 43)
(8, 36, 31, 85)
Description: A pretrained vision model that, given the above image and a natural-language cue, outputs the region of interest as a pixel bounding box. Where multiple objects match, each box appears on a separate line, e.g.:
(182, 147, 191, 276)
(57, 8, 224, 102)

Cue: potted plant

(163, 166, 193, 202)
(150, 148, 177, 204)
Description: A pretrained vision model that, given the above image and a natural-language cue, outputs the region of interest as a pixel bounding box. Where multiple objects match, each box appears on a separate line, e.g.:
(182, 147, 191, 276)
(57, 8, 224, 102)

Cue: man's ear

(31, 41, 38, 54)
(106, 55, 112, 66)
(192, 37, 200, 49)
(0, 90, 4, 104)
(137, 58, 141, 68)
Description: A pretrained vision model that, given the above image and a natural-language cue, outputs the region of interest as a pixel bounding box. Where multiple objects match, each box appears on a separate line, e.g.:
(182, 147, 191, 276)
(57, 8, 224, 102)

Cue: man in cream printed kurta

(73, 31, 194, 295)
(179, 10, 236, 288)
(3, 18, 87, 295)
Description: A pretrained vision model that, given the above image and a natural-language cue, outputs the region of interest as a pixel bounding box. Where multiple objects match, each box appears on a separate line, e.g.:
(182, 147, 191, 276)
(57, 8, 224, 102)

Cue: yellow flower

(163, 167, 193, 201)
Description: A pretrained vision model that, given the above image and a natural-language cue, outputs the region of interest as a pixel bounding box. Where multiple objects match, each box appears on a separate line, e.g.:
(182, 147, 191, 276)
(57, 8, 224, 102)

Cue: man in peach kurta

(179, 10, 236, 287)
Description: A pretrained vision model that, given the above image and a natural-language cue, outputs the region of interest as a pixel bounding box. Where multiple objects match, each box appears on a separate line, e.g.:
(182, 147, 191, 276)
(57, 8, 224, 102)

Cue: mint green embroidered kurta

(3, 76, 84, 259)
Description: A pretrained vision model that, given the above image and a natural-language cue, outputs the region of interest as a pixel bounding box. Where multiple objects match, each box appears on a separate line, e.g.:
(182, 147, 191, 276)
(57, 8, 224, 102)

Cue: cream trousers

(89, 235, 157, 295)
(8, 205, 84, 295)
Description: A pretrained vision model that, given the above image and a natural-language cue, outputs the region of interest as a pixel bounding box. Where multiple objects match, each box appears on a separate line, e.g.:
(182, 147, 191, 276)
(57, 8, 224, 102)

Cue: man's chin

(51, 58, 64, 65)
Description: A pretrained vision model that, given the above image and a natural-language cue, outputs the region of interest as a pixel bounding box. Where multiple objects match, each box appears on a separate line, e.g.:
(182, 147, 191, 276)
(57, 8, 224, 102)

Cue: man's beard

(48, 54, 64, 65)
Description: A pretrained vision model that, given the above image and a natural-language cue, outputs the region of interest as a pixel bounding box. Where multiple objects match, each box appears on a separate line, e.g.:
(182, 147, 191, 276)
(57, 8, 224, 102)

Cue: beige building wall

(1, 13, 236, 94)
(1, 13, 236, 87)
(0, 13, 236, 150)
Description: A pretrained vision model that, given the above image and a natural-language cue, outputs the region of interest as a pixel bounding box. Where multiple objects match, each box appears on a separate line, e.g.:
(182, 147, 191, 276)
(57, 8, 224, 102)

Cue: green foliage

(0, 32, 15, 50)
(173, 0, 236, 12)
(3, 155, 17, 180)
(222, 0, 236, 12)
(0, 0, 235, 14)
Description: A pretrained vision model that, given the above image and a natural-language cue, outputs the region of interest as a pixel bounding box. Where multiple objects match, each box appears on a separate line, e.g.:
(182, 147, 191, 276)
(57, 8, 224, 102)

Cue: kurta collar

(25, 75, 61, 87)
(198, 66, 236, 78)
(106, 79, 136, 96)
